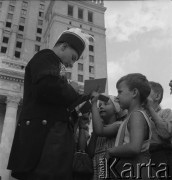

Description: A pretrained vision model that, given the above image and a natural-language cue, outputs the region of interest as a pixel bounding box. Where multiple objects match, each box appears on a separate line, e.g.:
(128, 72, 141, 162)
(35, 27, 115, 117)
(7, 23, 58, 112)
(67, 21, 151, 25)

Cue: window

(89, 77, 94, 80)
(78, 8, 83, 20)
(18, 25, 24, 31)
(78, 63, 83, 71)
(21, 9, 27, 16)
(9, 5, 15, 12)
(1, 46, 7, 53)
(37, 28, 42, 34)
(89, 45, 94, 52)
(78, 75, 83, 82)
(35, 45, 40, 52)
(40, 4, 44, 10)
(66, 72, 71, 80)
(80, 24, 82, 28)
(68, 5, 73, 16)
(14, 51, 21, 58)
(22, 1, 28, 8)
(6, 22, 12, 28)
(7, 13, 13, 20)
(36, 36, 41, 42)
(0, 2, 2, 8)
(16, 41, 22, 48)
(89, 55, 94, 63)
(89, 35, 94, 42)
(20, 17, 25, 24)
(88, 11, 93, 23)
(38, 19, 43, 26)
(89, 66, 94, 74)
(2, 37, 9, 44)
(39, 12, 44, 18)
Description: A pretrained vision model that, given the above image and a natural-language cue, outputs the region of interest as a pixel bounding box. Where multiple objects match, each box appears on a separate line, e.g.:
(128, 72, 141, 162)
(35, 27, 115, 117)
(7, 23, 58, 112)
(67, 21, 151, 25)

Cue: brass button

(69, 117, 72, 121)
(42, 120, 47, 125)
(26, 121, 30, 125)
(18, 123, 20, 126)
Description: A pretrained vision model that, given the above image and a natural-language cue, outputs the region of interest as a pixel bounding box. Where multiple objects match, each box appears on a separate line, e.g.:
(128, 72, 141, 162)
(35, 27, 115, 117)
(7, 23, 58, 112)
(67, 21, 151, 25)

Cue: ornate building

(0, 0, 107, 179)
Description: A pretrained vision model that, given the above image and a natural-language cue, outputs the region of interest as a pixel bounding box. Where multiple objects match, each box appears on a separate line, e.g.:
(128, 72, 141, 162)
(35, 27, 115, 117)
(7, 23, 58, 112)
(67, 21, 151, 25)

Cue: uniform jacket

(7, 49, 79, 179)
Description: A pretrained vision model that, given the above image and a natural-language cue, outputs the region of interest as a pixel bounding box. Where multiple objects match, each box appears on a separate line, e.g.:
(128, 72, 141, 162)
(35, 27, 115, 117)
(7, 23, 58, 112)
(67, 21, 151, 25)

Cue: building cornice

(44, 12, 106, 39)
(0, 68, 24, 83)
(0, 73, 24, 83)
(67, 0, 106, 12)
(45, 1, 106, 19)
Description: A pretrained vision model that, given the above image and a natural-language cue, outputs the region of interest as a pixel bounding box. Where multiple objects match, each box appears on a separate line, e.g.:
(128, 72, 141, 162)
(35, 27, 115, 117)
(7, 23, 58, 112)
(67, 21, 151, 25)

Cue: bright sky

(104, 0, 172, 109)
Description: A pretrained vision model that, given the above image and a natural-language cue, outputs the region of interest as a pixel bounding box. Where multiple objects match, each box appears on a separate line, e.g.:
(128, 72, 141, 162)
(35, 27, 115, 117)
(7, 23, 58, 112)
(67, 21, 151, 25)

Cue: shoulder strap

(135, 110, 152, 140)
(115, 110, 152, 147)
(115, 117, 130, 147)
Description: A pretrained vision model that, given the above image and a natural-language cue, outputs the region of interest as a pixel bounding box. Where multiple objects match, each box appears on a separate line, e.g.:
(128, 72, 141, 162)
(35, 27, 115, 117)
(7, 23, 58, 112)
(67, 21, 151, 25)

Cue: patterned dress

(92, 122, 121, 180)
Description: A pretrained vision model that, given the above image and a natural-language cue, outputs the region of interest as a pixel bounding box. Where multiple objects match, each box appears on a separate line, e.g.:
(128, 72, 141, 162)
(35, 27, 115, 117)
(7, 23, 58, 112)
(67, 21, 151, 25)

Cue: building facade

(0, 0, 107, 179)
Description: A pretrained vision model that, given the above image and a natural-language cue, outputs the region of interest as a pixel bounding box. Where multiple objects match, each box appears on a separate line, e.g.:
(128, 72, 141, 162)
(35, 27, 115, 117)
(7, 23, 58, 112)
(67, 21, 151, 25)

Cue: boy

(146, 81, 172, 178)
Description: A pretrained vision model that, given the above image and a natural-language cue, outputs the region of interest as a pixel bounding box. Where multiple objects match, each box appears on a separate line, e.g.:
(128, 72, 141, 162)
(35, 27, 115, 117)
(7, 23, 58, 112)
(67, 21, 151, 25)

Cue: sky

(103, 0, 172, 109)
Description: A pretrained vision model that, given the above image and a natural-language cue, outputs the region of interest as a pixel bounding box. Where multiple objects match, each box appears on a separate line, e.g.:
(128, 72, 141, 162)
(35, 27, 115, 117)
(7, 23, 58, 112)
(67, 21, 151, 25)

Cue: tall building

(0, 0, 107, 179)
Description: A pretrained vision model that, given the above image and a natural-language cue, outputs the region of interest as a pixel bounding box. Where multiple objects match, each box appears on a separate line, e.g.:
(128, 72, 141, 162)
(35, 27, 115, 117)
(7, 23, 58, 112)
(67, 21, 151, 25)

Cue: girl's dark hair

(116, 73, 151, 104)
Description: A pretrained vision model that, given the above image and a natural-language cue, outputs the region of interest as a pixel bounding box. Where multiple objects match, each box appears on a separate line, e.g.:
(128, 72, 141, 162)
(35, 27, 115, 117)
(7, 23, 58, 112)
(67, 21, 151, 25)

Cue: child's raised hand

(145, 97, 154, 110)
(90, 91, 99, 104)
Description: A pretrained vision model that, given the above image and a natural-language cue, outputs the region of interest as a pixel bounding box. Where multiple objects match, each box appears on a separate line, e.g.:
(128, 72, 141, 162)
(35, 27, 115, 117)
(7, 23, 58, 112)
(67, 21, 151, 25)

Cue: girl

(88, 95, 126, 180)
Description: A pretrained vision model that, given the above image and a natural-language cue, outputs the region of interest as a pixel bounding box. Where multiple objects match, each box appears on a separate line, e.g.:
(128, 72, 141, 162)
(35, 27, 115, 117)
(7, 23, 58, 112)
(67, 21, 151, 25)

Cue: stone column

(0, 96, 20, 180)
(8, 25, 18, 58)
(0, 21, 4, 42)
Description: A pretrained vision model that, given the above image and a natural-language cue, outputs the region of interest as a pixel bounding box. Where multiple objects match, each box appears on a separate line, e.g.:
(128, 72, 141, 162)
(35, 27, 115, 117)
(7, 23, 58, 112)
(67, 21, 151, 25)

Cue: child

(89, 94, 126, 180)
(73, 113, 92, 180)
(146, 81, 172, 178)
(94, 73, 153, 180)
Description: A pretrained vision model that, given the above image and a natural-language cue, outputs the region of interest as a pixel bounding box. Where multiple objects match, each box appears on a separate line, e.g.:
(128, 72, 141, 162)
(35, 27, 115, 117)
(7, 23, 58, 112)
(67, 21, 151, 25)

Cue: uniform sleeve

(30, 51, 79, 106)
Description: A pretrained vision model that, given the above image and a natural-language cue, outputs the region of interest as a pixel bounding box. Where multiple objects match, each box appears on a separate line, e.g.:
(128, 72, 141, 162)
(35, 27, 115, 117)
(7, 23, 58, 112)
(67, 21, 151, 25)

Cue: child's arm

(91, 94, 121, 137)
(78, 128, 89, 152)
(146, 98, 172, 139)
(107, 111, 149, 158)
(86, 131, 98, 158)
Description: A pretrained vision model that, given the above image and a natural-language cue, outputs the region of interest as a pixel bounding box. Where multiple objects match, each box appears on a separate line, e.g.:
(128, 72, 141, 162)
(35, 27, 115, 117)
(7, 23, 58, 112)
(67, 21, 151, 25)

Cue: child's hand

(90, 91, 99, 104)
(104, 149, 111, 162)
(145, 97, 154, 111)
(78, 114, 89, 130)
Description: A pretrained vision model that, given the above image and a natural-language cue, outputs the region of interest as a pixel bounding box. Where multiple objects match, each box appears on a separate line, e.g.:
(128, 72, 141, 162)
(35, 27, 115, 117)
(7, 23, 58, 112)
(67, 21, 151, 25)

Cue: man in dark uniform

(7, 28, 89, 180)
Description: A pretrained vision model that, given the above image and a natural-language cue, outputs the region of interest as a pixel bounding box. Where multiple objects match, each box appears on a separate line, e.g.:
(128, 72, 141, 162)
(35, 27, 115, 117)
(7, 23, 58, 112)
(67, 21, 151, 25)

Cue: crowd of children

(74, 73, 172, 180)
